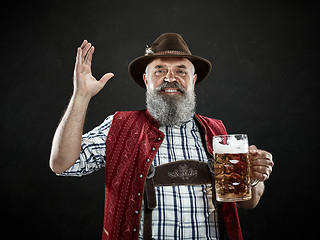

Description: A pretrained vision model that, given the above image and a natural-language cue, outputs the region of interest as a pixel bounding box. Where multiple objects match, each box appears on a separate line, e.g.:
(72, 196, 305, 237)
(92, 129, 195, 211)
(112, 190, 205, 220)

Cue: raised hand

(73, 40, 114, 98)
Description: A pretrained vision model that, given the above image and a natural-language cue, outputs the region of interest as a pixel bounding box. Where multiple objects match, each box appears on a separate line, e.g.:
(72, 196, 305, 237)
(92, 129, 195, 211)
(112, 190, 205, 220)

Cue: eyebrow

(154, 65, 164, 69)
(153, 64, 187, 69)
(176, 65, 187, 69)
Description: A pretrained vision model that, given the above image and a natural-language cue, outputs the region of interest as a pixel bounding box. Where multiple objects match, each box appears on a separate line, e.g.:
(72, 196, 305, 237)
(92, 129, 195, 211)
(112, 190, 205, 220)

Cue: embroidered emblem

(168, 164, 198, 180)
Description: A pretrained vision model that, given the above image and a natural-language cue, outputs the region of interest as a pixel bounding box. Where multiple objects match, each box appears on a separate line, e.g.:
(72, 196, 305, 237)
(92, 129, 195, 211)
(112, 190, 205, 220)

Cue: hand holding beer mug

(212, 134, 259, 202)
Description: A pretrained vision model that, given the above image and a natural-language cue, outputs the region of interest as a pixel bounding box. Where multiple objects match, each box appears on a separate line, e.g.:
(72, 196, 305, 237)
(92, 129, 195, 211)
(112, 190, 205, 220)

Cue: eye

(154, 69, 167, 75)
(176, 70, 187, 75)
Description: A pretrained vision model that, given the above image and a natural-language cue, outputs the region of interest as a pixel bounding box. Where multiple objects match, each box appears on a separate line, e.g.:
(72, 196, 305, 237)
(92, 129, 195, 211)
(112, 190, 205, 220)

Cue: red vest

(102, 110, 242, 240)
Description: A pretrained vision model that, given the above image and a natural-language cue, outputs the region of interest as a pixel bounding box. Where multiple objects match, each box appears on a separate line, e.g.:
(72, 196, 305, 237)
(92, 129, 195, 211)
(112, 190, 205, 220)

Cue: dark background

(1, 0, 318, 239)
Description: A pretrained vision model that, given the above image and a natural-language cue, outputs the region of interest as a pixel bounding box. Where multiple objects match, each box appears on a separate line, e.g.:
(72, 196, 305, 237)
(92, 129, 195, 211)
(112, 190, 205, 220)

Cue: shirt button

(157, 137, 162, 141)
(137, 192, 141, 196)
(133, 228, 137, 232)
(152, 147, 156, 151)
(139, 174, 143, 178)
(146, 158, 150, 163)
(135, 210, 139, 214)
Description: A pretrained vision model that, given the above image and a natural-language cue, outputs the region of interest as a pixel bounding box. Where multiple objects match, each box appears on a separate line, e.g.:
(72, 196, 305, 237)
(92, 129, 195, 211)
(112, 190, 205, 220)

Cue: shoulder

(114, 110, 145, 117)
(195, 113, 227, 135)
(109, 110, 150, 128)
(195, 114, 225, 126)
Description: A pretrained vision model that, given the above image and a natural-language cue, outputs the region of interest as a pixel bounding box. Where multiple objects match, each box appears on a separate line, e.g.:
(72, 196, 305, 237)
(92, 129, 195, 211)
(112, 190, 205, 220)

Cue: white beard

(146, 82, 196, 126)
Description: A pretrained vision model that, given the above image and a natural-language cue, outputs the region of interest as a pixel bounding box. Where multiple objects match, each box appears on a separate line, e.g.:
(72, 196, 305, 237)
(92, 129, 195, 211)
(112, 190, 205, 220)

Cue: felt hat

(128, 33, 212, 88)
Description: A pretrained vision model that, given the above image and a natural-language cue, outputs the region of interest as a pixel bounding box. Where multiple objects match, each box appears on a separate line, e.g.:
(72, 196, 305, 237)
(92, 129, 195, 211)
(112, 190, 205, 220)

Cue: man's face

(144, 57, 197, 126)
(143, 57, 197, 93)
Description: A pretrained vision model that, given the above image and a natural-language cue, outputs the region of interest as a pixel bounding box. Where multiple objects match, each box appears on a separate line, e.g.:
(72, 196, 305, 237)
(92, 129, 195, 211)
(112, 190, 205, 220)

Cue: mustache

(155, 82, 186, 93)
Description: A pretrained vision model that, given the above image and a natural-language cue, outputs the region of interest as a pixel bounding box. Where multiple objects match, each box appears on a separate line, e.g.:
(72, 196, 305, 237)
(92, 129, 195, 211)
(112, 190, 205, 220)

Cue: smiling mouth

(161, 88, 182, 94)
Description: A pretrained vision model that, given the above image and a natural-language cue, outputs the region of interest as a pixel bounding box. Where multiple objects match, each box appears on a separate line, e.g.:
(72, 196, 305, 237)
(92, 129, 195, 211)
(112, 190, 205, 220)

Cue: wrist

(67, 93, 91, 118)
(71, 92, 92, 105)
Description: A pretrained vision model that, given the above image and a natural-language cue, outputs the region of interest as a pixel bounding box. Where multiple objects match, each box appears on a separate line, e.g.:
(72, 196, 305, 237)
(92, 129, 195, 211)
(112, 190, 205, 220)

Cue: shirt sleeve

(57, 114, 114, 177)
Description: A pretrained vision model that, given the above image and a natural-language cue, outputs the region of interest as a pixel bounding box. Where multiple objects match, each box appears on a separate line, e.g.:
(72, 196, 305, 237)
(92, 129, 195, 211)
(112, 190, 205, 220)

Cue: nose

(164, 69, 176, 82)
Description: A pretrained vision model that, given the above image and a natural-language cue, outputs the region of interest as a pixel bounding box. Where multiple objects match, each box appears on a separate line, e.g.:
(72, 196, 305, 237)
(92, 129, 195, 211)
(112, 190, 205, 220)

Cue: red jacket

(102, 110, 242, 240)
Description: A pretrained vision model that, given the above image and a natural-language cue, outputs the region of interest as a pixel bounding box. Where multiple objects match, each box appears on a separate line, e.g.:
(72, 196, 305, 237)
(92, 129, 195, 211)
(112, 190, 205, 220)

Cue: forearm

(237, 181, 265, 209)
(49, 94, 90, 174)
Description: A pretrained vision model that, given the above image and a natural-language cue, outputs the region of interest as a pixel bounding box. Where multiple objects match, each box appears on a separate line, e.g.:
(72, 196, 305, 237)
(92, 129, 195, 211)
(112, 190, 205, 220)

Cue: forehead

(147, 57, 194, 69)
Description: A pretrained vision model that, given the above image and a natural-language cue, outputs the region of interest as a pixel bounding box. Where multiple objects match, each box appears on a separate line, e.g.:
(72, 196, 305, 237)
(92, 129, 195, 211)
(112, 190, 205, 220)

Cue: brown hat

(128, 33, 212, 88)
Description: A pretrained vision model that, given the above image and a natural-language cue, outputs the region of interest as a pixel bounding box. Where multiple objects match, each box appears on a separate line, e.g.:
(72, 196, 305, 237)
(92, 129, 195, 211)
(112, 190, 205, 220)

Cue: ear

(143, 73, 148, 88)
(193, 74, 197, 85)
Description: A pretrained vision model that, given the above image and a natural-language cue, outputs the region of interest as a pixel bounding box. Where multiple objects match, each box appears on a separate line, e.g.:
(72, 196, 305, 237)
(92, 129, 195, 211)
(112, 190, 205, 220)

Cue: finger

(252, 165, 272, 180)
(75, 47, 82, 74)
(80, 39, 88, 49)
(252, 158, 273, 174)
(252, 158, 274, 167)
(252, 165, 272, 174)
(82, 41, 91, 54)
(258, 150, 273, 161)
(82, 42, 92, 61)
(99, 73, 114, 86)
(251, 152, 273, 164)
(252, 171, 269, 181)
(85, 46, 95, 65)
(250, 149, 272, 159)
(75, 47, 80, 64)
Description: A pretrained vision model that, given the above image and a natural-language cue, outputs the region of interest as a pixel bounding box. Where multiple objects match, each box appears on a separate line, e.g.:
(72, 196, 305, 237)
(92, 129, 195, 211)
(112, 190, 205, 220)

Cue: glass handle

(251, 178, 260, 187)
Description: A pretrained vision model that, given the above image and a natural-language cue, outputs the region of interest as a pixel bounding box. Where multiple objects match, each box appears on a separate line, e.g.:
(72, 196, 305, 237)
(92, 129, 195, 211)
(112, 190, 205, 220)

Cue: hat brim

(128, 54, 212, 88)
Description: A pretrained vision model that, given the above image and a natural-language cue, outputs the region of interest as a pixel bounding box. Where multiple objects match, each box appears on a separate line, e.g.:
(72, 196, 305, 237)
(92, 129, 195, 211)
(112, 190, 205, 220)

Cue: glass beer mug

(212, 134, 259, 202)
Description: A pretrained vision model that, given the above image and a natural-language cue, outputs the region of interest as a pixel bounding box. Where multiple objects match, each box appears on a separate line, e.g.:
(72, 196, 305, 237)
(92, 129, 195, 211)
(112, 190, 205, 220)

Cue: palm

(75, 61, 104, 96)
(73, 40, 114, 97)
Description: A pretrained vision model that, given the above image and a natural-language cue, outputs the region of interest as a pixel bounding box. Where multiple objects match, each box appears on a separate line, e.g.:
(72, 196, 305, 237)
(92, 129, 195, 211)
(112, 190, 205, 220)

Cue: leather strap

(143, 165, 156, 240)
(143, 185, 154, 240)
(143, 160, 224, 239)
(153, 160, 212, 186)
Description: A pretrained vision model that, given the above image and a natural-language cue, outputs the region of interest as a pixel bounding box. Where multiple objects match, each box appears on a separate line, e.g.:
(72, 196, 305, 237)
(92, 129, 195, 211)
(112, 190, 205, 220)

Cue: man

(50, 33, 274, 240)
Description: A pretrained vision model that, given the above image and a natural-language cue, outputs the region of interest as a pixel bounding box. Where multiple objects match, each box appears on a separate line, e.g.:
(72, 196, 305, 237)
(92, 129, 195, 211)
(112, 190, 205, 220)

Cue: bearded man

(49, 33, 274, 240)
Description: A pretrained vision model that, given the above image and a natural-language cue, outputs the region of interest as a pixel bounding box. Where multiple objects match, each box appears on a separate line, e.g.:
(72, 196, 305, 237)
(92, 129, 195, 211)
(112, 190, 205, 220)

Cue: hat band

(154, 50, 190, 56)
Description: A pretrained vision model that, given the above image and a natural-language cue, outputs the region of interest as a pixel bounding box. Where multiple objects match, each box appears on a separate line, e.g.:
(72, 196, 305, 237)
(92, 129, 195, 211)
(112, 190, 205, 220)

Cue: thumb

(249, 145, 258, 155)
(99, 72, 114, 86)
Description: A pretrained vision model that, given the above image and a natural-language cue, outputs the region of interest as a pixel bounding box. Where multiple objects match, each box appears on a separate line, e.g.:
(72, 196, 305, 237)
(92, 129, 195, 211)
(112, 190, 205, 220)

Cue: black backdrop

(1, 0, 319, 239)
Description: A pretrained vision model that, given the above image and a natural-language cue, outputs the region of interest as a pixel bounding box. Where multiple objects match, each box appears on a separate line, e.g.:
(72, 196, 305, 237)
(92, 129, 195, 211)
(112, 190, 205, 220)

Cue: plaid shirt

(59, 114, 219, 239)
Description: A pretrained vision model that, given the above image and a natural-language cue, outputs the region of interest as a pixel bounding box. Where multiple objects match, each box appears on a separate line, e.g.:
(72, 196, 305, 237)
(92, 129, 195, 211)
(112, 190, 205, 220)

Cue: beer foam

(213, 135, 248, 154)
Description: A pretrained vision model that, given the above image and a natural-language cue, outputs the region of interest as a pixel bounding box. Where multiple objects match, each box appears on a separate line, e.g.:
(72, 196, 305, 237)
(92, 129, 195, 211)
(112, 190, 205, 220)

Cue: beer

(214, 153, 251, 202)
(213, 134, 252, 202)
